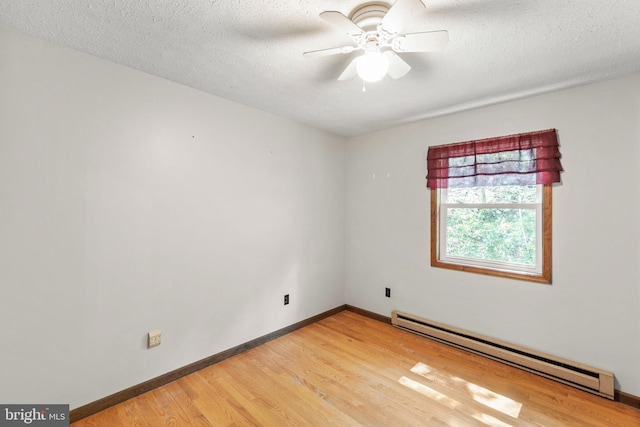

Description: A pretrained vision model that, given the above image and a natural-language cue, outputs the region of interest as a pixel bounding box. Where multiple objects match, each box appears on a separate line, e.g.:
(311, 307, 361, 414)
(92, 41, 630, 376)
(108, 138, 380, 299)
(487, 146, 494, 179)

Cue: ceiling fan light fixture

(356, 50, 389, 82)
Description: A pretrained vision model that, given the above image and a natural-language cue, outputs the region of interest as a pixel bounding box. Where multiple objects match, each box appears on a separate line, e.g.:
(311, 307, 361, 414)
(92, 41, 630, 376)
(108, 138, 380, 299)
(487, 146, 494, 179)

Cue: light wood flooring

(72, 310, 640, 426)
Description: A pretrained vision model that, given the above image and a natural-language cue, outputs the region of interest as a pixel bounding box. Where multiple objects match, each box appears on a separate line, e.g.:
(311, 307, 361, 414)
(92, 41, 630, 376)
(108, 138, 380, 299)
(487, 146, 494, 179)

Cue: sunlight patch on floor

(398, 375, 515, 427)
(466, 382, 522, 418)
(398, 376, 460, 409)
(472, 412, 514, 427)
(398, 361, 526, 426)
(410, 362, 522, 419)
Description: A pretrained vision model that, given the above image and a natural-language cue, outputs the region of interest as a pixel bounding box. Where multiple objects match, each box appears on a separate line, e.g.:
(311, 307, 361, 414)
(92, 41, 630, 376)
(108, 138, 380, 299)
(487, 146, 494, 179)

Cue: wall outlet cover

(148, 329, 161, 348)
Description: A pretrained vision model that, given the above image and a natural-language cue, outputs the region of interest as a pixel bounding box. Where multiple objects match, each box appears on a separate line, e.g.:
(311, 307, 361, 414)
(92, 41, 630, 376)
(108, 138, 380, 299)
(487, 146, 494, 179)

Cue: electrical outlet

(284, 294, 289, 305)
(385, 287, 391, 298)
(148, 329, 161, 348)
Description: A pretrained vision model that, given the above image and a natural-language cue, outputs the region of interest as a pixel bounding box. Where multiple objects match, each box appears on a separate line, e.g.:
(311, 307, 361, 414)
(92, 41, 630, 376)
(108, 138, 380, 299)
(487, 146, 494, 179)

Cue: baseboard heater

(391, 310, 614, 400)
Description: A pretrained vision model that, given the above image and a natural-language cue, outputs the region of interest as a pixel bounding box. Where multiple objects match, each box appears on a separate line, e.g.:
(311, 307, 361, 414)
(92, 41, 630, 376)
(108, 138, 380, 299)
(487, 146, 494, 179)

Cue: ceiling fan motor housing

(350, 3, 390, 31)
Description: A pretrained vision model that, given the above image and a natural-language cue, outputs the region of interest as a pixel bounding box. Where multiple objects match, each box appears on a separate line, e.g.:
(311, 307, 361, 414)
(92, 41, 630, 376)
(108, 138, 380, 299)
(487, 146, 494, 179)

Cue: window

(427, 130, 563, 283)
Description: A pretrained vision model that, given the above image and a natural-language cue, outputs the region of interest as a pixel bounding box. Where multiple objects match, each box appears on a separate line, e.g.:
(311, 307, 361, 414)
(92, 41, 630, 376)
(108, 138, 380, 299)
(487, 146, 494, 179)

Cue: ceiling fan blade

(384, 51, 412, 79)
(303, 45, 356, 57)
(380, 0, 426, 35)
(320, 11, 365, 38)
(392, 30, 449, 52)
(338, 57, 359, 81)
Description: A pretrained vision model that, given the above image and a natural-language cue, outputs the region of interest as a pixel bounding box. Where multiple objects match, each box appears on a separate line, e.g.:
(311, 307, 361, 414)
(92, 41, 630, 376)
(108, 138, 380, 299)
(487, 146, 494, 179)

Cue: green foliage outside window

(443, 185, 538, 266)
(446, 208, 536, 265)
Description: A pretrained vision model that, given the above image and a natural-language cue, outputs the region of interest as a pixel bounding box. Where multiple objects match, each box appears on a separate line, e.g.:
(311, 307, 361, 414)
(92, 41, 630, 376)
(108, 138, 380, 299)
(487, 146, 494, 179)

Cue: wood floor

(72, 310, 640, 426)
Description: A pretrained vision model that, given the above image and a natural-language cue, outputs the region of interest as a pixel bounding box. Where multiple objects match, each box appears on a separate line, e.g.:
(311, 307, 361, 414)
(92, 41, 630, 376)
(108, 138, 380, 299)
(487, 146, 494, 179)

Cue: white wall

(0, 26, 346, 408)
(346, 73, 640, 395)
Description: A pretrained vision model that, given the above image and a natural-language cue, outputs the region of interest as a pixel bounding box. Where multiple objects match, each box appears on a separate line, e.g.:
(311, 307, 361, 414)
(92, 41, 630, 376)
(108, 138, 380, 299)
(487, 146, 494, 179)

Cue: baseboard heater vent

(391, 310, 614, 399)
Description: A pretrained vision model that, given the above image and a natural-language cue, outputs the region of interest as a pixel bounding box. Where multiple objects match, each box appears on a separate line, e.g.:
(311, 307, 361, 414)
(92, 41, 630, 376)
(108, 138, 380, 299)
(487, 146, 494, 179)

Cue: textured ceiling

(1, 0, 640, 136)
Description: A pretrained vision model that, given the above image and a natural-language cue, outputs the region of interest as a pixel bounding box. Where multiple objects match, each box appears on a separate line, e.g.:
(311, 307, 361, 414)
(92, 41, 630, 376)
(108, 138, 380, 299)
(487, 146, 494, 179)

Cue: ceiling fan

(304, 0, 448, 83)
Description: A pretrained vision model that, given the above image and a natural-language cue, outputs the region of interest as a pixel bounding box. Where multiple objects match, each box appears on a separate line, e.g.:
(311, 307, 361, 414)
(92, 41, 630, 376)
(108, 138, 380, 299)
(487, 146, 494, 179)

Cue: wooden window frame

(430, 185, 552, 284)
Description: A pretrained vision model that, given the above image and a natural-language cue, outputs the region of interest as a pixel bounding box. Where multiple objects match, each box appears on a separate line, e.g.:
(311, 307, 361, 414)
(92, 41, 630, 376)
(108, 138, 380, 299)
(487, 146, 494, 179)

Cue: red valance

(426, 129, 563, 188)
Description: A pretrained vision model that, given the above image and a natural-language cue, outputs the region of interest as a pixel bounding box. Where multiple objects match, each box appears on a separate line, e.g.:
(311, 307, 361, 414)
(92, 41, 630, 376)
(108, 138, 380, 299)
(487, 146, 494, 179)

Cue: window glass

(432, 185, 551, 283)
